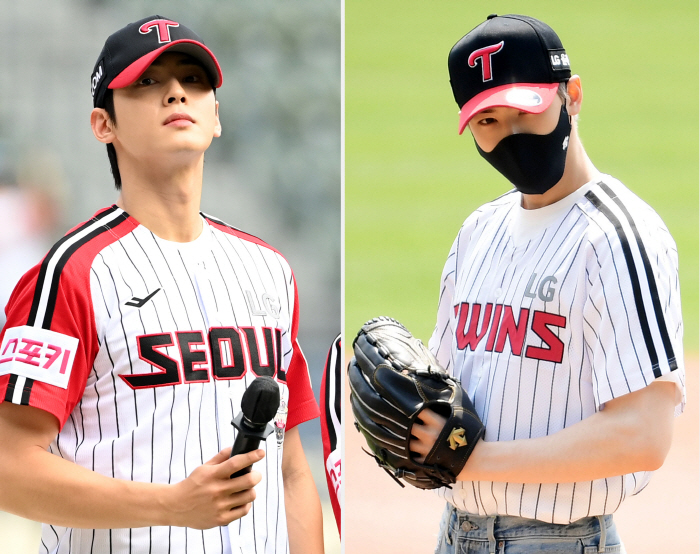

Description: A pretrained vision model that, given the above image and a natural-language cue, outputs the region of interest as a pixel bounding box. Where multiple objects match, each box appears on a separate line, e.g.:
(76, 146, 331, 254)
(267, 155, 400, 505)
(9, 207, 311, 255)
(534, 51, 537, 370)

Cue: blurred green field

(345, 0, 699, 351)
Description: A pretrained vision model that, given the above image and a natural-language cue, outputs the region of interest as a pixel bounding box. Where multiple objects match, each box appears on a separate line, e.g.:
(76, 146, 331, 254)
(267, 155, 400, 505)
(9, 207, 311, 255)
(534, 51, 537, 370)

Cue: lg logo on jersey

(524, 273, 558, 302)
(121, 326, 285, 389)
(454, 302, 566, 363)
(244, 290, 281, 319)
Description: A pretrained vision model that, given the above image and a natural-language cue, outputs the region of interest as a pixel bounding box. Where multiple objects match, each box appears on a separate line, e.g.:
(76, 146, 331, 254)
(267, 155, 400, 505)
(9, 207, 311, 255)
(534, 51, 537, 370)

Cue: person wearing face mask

(407, 14, 685, 553)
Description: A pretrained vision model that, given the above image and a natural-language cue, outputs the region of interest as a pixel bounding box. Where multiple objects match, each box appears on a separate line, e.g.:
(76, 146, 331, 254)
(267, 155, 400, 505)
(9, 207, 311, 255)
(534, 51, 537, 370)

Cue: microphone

(230, 376, 281, 478)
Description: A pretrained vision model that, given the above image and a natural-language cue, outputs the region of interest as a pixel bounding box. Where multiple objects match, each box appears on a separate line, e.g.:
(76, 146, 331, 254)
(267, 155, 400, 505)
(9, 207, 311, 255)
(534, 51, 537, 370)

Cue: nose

(503, 112, 526, 135)
(164, 77, 187, 105)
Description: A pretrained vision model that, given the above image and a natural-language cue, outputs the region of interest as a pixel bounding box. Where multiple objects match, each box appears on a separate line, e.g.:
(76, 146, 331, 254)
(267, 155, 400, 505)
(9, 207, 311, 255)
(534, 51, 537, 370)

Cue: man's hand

(166, 448, 264, 529)
(409, 408, 449, 463)
(348, 316, 485, 489)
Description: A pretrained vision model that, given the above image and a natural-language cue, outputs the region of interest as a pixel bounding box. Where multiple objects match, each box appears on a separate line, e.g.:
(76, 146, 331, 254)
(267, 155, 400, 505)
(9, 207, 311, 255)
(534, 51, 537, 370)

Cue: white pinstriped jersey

(0, 205, 319, 554)
(428, 175, 685, 524)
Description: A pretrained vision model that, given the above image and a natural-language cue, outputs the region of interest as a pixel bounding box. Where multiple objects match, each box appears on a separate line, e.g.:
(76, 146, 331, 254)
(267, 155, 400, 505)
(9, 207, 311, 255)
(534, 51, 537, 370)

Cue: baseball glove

(348, 316, 485, 490)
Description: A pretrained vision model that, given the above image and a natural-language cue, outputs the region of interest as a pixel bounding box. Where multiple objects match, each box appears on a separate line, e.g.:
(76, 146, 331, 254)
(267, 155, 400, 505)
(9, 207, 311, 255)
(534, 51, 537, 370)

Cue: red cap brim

(109, 39, 223, 89)
(458, 83, 559, 135)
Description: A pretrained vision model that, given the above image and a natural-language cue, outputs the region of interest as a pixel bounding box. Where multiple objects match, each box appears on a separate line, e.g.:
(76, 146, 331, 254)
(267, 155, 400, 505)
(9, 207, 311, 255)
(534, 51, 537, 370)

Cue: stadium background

(0, 1, 340, 552)
(345, 0, 699, 552)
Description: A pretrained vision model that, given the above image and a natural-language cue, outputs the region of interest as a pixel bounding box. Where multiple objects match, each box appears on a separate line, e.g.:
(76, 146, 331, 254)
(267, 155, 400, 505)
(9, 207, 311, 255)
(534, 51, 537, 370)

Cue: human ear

(566, 75, 583, 116)
(91, 108, 116, 144)
(213, 100, 222, 138)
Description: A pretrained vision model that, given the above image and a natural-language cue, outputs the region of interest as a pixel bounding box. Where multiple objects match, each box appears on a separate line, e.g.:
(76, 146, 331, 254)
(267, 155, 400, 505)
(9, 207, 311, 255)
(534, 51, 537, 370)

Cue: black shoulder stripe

(585, 188, 671, 378)
(29, 210, 129, 329)
(596, 183, 676, 371)
(201, 213, 266, 243)
(200, 212, 243, 232)
(28, 206, 121, 327)
(2, 375, 34, 405)
(20, 378, 34, 405)
(4, 374, 17, 401)
(42, 213, 130, 329)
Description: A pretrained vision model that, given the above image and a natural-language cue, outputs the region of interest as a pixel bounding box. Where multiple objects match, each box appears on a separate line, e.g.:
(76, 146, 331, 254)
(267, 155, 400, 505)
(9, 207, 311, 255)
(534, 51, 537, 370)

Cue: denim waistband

(445, 505, 613, 553)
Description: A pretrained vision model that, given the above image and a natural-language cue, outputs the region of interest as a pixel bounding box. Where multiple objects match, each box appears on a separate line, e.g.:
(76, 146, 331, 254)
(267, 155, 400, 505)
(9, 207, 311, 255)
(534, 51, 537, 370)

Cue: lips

(163, 113, 195, 125)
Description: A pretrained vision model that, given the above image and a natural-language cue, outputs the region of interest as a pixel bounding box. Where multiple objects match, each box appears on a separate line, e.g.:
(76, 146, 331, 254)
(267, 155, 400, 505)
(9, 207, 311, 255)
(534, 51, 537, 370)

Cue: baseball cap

(91, 15, 223, 108)
(449, 14, 571, 134)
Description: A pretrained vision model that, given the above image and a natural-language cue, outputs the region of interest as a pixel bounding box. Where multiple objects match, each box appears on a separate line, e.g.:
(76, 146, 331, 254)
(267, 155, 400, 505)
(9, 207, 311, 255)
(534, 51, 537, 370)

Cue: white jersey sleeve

(582, 180, 684, 411)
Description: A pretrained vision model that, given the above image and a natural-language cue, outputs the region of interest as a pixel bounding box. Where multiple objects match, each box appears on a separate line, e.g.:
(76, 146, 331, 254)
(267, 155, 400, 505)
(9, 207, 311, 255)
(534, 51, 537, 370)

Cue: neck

(520, 126, 597, 210)
(115, 153, 204, 242)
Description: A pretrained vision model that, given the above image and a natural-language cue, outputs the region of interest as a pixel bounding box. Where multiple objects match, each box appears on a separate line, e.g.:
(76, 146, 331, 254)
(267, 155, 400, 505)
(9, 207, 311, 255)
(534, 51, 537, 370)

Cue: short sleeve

(283, 271, 320, 430)
(0, 206, 134, 428)
(0, 259, 98, 427)
(582, 192, 684, 412)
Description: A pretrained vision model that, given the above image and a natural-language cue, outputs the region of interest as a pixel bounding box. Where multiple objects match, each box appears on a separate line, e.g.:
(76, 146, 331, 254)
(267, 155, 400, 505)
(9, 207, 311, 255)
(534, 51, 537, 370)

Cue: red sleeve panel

(282, 270, 319, 431)
(0, 206, 137, 429)
(320, 334, 342, 535)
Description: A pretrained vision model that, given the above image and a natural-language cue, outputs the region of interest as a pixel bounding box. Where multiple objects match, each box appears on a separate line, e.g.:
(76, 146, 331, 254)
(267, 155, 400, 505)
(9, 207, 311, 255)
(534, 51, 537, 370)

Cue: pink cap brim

(109, 39, 223, 89)
(458, 83, 559, 135)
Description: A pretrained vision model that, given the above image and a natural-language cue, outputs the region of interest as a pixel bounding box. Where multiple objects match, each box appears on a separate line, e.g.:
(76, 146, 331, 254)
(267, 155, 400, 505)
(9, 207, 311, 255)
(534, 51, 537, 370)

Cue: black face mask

(475, 105, 572, 195)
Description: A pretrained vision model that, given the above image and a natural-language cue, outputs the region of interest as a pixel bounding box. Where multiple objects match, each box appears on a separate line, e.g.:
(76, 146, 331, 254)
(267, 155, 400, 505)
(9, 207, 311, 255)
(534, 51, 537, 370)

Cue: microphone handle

(230, 431, 263, 478)
(229, 412, 276, 479)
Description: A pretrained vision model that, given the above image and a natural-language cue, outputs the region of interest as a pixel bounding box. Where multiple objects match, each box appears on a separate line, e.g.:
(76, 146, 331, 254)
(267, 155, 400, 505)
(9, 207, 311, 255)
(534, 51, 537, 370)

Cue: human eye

(476, 116, 497, 126)
(138, 76, 156, 86)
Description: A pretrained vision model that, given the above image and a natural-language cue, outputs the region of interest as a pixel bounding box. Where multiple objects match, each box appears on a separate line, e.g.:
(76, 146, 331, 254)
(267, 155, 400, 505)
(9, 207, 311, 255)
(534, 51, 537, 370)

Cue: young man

(0, 16, 323, 554)
(409, 14, 684, 552)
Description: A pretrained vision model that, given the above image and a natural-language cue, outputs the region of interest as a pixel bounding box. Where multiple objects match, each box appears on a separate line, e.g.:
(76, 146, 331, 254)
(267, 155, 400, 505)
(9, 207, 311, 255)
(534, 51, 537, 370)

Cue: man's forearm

(0, 444, 172, 528)
(284, 470, 324, 554)
(0, 402, 260, 529)
(282, 427, 324, 554)
(459, 380, 677, 484)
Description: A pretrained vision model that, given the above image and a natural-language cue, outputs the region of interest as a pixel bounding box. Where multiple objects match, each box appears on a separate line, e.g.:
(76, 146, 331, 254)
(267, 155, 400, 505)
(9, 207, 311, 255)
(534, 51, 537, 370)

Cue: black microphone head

(240, 376, 281, 426)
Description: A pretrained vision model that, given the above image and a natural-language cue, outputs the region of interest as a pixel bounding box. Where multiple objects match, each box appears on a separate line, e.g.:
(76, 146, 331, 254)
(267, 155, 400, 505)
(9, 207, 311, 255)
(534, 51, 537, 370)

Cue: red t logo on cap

(468, 41, 504, 82)
(139, 19, 180, 44)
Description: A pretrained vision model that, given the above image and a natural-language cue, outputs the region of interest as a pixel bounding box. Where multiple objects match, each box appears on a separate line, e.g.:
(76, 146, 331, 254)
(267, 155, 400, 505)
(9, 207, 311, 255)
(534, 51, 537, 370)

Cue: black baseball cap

(91, 15, 223, 108)
(449, 14, 571, 134)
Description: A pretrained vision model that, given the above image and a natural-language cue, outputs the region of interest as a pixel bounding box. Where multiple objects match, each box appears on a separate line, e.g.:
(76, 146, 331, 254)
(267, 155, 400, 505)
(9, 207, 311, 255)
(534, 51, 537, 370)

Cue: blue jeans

(435, 504, 625, 554)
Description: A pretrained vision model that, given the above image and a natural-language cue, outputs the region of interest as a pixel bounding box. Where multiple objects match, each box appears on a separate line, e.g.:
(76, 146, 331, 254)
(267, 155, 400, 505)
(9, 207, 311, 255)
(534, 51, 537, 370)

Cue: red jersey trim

(201, 213, 284, 257)
(0, 206, 139, 428)
(320, 334, 342, 534)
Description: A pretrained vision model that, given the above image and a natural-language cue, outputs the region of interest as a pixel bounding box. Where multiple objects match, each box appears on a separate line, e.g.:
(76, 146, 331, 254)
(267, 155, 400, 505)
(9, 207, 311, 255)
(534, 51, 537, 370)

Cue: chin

(164, 136, 214, 155)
